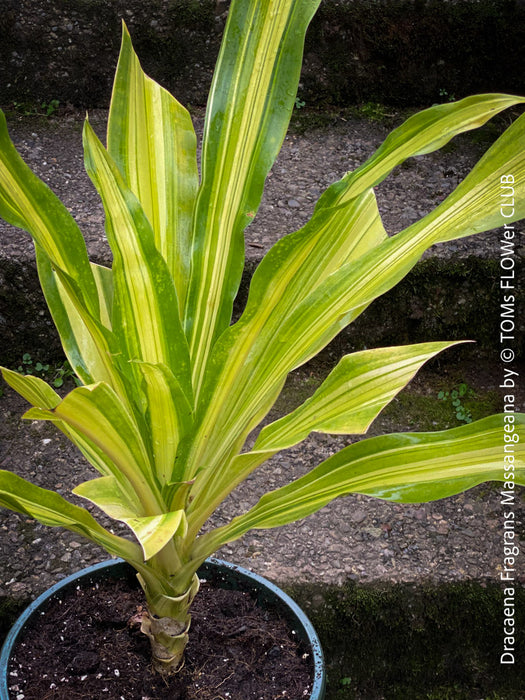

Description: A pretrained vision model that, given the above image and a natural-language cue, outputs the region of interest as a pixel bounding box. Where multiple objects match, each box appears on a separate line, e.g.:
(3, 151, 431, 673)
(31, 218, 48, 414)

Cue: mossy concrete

(1, 253, 523, 368)
(286, 580, 525, 699)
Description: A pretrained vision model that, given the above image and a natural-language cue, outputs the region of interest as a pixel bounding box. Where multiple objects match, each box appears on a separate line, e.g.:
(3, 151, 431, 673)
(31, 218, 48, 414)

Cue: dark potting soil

(7, 576, 313, 699)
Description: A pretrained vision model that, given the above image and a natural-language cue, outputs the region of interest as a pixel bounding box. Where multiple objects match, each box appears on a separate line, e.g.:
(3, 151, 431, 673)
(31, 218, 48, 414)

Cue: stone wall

(0, 0, 524, 110)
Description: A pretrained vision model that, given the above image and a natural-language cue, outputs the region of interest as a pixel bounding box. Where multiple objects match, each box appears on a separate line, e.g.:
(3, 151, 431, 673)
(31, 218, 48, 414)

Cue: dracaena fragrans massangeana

(0, 0, 524, 674)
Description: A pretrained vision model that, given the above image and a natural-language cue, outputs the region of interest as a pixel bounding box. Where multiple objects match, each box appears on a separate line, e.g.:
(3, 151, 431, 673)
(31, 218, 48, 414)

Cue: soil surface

(7, 576, 313, 700)
(0, 107, 524, 605)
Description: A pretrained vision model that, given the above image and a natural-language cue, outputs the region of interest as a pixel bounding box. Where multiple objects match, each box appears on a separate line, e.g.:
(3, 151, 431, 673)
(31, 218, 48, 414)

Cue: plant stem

(137, 563, 200, 674)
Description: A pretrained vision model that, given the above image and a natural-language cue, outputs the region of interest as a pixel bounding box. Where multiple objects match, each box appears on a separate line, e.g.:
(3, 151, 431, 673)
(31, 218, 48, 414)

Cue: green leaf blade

(74, 476, 187, 560)
(108, 24, 199, 310)
(0, 110, 99, 317)
(83, 120, 193, 402)
(25, 383, 164, 516)
(35, 247, 125, 390)
(196, 415, 524, 554)
(0, 366, 61, 409)
(185, 95, 525, 487)
(185, 0, 321, 396)
(0, 470, 141, 562)
(136, 362, 193, 485)
(256, 341, 465, 451)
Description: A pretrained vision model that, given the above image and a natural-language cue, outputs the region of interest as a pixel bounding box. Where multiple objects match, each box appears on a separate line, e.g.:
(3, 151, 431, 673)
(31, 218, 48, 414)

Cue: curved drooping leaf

(108, 23, 198, 311)
(35, 247, 127, 392)
(184, 0, 322, 396)
(0, 110, 99, 317)
(24, 382, 164, 515)
(194, 414, 525, 556)
(0, 470, 141, 562)
(0, 369, 139, 509)
(74, 476, 187, 560)
(314, 93, 525, 212)
(0, 366, 61, 409)
(184, 103, 525, 484)
(254, 341, 465, 450)
(185, 341, 464, 535)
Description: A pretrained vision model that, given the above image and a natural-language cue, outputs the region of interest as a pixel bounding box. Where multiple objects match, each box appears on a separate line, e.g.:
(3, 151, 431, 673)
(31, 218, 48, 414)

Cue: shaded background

(0, 0, 524, 111)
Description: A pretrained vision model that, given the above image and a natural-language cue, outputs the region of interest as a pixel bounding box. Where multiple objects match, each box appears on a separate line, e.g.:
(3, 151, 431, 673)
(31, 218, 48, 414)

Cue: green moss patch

(287, 580, 525, 699)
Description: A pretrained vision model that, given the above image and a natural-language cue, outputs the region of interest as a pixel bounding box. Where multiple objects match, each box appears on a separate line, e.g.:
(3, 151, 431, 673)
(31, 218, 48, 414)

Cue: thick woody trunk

(137, 569, 201, 675)
(141, 610, 191, 674)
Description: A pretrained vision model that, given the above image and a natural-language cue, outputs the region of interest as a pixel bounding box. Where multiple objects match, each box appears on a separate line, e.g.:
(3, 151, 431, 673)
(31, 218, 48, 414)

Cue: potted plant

(0, 0, 524, 695)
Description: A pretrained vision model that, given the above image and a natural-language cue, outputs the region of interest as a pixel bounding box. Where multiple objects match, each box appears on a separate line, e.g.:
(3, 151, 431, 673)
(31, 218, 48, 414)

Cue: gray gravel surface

(0, 109, 524, 600)
(1, 108, 518, 266)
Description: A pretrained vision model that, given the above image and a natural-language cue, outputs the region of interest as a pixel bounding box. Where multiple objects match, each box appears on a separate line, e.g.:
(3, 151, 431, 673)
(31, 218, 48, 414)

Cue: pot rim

(0, 557, 325, 699)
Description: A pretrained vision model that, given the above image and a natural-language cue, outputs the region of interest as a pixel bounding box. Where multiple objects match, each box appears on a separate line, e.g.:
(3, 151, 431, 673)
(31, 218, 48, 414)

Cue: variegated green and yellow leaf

(182, 189, 386, 479)
(193, 95, 525, 418)
(281, 110, 525, 371)
(185, 340, 463, 536)
(108, 23, 198, 310)
(136, 362, 193, 485)
(0, 113, 122, 390)
(0, 470, 142, 562)
(74, 476, 186, 560)
(0, 110, 99, 318)
(91, 262, 113, 329)
(83, 120, 193, 402)
(184, 104, 525, 484)
(24, 382, 164, 515)
(35, 247, 126, 391)
(0, 368, 131, 492)
(194, 415, 525, 556)
(0, 366, 61, 409)
(255, 341, 464, 450)
(73, 475, 143, 521)
(123, 511, 187, 561)
(185, 0, 322, 396)
(315, 93, 525, 213)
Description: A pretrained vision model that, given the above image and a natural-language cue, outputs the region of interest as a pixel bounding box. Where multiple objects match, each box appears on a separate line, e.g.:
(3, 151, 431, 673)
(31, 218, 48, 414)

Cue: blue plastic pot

(1, 557, 326, 699)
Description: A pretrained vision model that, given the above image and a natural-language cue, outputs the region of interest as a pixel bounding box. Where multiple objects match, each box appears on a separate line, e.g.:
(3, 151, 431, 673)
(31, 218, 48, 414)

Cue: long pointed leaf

(314, 93, 525, 212)
(0, 470, 141, 562)
(83, 120, 193, 401)
(185, 0, 321, 396)
(108, 24, 198, 310)
(255, 341, 464, 450)
(195, 415, 525, 555)
(0, 366, 61, 409)
(35, 246, 126, 390)
(24, 383, 165, 515)
(185, 104, 525, 480)
(185, 340, 463, 534)
(0, 110, 99, 317)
